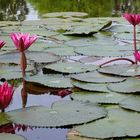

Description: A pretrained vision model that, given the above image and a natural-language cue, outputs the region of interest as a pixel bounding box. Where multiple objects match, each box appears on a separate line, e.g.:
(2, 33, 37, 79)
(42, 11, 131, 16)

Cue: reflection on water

(0, 0, 140, 21)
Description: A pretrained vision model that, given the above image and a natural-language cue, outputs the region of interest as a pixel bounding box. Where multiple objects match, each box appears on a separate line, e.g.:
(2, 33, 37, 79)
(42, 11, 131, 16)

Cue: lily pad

(79, 56, 102, 63)
(45, 47, 76, 56)
(75, 46, 132, 57)
(42, 12, 88, 18)
(25, 74, 73, 88)
(98, 64, 140, 77)
(7, 100, 106, 127)
(71, 91, 129, 104)
(71, 71, 126, 83)
(0, 133, 26, 140)
(72, 80, 108, 92)
(0, 64, 34, 80)
(108, 77, 140, 93)
(114, 32, 140, 42)
(65, 37, 115, 47)
(0, 113, 11, 126)
(0, 51, 60, 64)
(43, 61, 98, 74)
(120, 95, 140, 112)
(75, 107, 140, 139)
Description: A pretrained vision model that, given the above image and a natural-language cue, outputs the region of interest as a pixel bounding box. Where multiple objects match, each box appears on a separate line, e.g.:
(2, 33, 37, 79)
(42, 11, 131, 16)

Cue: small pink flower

(10, 32, 37, 52)
(0, 82, 14, 112)
(134, 50, 140, 62)
(0, 40, 6, 49)
(123, 13, 140, 26)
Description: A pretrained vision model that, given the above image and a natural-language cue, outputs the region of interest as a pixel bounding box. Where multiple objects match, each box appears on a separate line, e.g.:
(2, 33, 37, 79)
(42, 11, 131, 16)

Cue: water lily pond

(1, 0, 140, 140)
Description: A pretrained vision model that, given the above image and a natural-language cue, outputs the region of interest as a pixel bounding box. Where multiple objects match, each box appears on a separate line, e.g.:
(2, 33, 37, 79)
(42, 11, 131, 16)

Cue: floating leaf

(79, 56, 102, 63)
(7, 101, 106, 127)
(42, 12, 88, 18)
(0, 64, 34, 80)
(75, 46, 132, 57)
(0, 113, 11, 126)
(0, 133, 26, 140)
(0, 51, 60, 64)
(43, 61, 98, 74)
(72, 80, 108, 92)
(114, 32, 140, 42)
(65, 37, 115, 47)
(75, 107, 140, 139)
(71, 71, 126, 83)
(71, 91, 129, 104)
(98, 64, 140, 77)
(25, 74, 73, 88)
(45, 47, 76, 56)
(108, 78, 140, 93)
(120, 95, 140, 112)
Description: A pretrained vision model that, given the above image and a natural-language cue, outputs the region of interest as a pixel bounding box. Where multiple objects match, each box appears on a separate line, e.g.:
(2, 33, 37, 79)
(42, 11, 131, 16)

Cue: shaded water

(0, 0, 140, 21)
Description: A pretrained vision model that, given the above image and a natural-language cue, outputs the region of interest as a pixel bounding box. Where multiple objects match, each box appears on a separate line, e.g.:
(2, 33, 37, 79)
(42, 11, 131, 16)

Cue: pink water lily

(0, 40, 6, 49)
(123, 13, 140, 64)
(0, 82, 14, 112)
(10, 32, 37, 52)
(134, 50, 140, 62)
(123, 13, 140, 26)
(10, 32, 37, 77)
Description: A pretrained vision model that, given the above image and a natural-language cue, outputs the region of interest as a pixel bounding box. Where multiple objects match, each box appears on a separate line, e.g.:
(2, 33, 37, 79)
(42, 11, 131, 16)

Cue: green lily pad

(0, 64, 34, 80)
(63, 20, 112, 37)
(0, 133, 26, 140)
(114, 32, 140, 42)
(108, 78, 140, 93)
(72, 80, 108, 92)
(109, 25, 134, 33)
(98, 64, 140, 77)
(65, 37, 115, 47)
(75, 107, 140, 139)
(7, 100, 106, 127)
(42, 12, 88, 18)
(0, 113, 11, 126)
(71, 71, 126, 83)
(0, 21, 20, 27)
(43, 61, 98, 74)
(120, 95, 140, 112)
(79, 56, 102, 63)
(71, 91, 129, 104)
(25, 74, 73, 88)
(0, 51, 60, 64)
(75, 46, 132, 57)
(45, 47, 76, 56)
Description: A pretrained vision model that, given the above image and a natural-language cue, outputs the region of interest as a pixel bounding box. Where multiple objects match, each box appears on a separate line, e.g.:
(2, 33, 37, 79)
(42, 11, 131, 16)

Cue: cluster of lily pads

(1, 12, 140, 140)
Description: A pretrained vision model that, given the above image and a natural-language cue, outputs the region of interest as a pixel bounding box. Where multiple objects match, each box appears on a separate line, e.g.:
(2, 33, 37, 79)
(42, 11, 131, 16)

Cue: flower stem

(20, 52, 27, 78)
(99, 58, 135, 68)
(134, 26, 138, 64)
(1, 108, 5, 112)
